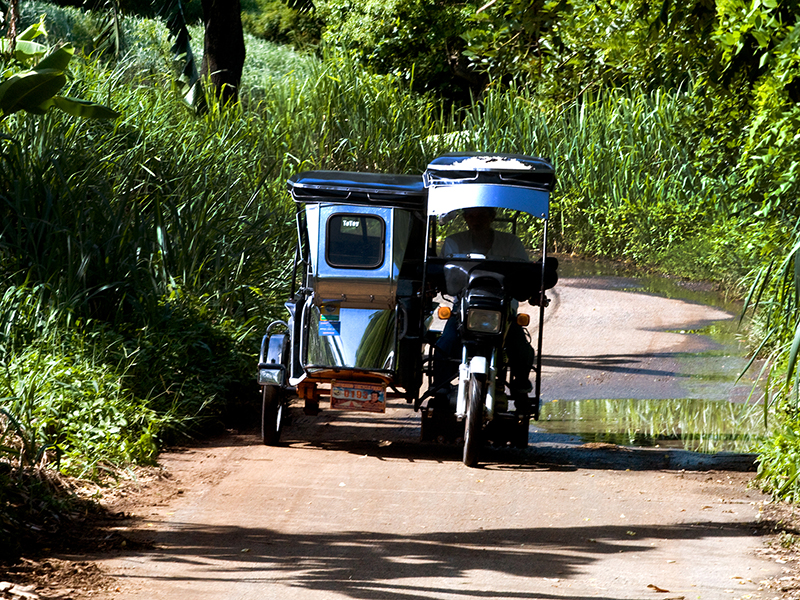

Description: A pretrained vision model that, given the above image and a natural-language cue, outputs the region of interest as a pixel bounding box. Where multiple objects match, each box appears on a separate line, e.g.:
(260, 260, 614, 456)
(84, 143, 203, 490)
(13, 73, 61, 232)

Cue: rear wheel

(261, 385, 284, 446)
(463, 374, 485, 467)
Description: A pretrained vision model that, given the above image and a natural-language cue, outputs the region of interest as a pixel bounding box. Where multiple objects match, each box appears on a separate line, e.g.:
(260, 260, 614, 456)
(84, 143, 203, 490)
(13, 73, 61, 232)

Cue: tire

(463, 373, 485, 467)
(261, 385, 284, 446)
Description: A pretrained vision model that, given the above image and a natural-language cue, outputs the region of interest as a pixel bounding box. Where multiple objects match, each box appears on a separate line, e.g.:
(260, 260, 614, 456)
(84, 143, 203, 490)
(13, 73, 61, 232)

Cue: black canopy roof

(288, 170, 426, 209)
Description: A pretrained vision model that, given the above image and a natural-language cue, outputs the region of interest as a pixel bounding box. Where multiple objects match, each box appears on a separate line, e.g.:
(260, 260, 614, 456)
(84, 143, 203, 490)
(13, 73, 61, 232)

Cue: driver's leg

(432, 315, 460, 407)
(506, 321, 534, 396)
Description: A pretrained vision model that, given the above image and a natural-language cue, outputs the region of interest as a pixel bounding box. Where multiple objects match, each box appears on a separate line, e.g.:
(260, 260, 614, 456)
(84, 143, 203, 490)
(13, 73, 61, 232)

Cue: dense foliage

(0, 4, 455, 523)
(241, 0, 321, 48)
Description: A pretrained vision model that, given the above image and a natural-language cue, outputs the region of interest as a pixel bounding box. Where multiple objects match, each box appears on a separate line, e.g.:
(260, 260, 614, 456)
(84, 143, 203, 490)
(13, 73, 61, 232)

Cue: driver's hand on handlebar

(531, 294, 550, 307)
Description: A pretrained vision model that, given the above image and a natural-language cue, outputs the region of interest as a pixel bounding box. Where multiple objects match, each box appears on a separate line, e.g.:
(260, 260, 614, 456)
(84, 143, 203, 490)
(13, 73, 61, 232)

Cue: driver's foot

(429, 392, 450, 412)
(513, 396, 532, 414)
(510, 378, 533, 395)
(510, 379, 533, 411)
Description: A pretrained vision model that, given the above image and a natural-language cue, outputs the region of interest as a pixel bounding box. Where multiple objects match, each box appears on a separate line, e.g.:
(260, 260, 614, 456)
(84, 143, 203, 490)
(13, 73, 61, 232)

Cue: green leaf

(785, 320, 800, 392)
(741, 259, 775, 324)
(17, 40, 49, 61)
(0, 445, 20, 457)
(35, 45, 75, 73)
(737, 324, 777, 384)
(794, 246, 800, 305)
(752, 31, 770, 48)
(0, 39, 49, 64)
(25, 103, 50, 115)
(0, 69, 67, 115)
(52, 96, 121, 120)
(17, 18, 48, 41)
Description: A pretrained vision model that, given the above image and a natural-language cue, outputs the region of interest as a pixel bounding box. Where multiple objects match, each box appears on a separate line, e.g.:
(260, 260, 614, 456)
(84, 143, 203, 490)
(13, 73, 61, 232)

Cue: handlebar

(425, 256, 558, 301)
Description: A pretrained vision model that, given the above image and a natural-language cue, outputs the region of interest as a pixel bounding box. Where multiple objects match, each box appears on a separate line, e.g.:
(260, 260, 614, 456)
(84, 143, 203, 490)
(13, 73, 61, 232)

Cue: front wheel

(463, 374, 485, 467)
(261, 385, 284, 446)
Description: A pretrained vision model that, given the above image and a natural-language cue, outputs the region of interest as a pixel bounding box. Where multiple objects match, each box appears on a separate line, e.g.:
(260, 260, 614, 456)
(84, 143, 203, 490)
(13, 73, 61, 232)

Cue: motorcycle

(418, 153, 558, 466)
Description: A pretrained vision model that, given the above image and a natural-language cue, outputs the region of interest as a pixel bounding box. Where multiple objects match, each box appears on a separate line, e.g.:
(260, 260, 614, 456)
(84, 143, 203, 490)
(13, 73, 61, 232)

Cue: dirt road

(95, 273, 785, 600)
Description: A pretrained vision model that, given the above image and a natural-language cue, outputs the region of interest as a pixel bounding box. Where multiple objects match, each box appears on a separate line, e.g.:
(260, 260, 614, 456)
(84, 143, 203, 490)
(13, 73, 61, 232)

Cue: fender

(258, 328, 289, 387)
(455, 354, 489, 418)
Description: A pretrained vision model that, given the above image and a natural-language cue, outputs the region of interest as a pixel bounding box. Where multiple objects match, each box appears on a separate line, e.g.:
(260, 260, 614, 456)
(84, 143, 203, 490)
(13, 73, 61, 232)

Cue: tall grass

(740, 231, 800, 500)
(454, 86, 737, 271)
(0, 23, 294, 479)
(0, 285, 164, 475)
(251, 55, 455, 174)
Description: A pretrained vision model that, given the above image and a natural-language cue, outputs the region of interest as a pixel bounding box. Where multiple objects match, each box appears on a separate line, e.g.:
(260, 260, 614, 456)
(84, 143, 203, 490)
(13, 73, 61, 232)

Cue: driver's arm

(498, 232, 530, 262)
(441, 231, 468, 258)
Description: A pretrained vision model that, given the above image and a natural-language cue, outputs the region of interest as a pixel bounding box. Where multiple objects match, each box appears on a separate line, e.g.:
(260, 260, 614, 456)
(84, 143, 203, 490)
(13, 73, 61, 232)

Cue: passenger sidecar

(257, 170, 428, 444)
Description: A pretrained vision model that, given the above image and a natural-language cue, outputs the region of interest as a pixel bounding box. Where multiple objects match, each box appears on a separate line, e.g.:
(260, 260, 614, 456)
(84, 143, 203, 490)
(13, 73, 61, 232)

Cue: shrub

(241, 0, 322, 49)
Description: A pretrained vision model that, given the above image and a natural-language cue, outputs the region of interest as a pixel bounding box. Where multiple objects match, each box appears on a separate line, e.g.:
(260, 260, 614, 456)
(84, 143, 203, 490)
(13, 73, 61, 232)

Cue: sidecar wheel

(463, 374, 484, 467)
(261, 385, 284, 446)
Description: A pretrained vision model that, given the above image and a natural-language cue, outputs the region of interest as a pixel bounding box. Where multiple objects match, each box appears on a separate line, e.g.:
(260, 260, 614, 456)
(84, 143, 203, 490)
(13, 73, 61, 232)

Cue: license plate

(330, 381, 386, 413)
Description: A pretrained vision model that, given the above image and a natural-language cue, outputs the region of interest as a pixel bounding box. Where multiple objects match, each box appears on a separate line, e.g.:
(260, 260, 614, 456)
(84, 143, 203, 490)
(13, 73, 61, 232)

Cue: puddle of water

(539, 257, 766, 453)
(536, 398, 768, 453)
(557, 255, 743, 313)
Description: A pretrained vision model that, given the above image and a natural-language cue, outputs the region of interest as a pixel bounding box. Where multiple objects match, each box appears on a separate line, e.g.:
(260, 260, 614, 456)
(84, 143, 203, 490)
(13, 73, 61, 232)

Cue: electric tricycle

(257, 153, 557, 466)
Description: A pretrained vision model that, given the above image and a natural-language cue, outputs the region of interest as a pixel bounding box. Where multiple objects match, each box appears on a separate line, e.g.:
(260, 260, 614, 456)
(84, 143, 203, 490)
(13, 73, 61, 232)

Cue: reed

(459, 85, 721, 264)
(0, 8, 460, 476)
(0, 285, 165, 477)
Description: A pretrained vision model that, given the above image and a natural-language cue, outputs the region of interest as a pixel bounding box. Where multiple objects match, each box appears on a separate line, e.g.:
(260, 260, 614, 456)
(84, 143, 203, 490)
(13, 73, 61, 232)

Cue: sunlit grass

(0, 9, 456, 479)
(453, 85, 726, 268)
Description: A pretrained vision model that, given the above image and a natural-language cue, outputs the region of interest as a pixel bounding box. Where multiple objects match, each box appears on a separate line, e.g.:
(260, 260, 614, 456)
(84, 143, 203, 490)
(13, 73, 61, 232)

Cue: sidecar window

(326, 214, 385, 269)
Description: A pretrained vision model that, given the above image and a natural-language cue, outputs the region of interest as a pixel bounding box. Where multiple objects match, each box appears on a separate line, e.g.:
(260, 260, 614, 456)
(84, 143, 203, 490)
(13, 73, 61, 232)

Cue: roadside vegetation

(1, 0, 800, 556)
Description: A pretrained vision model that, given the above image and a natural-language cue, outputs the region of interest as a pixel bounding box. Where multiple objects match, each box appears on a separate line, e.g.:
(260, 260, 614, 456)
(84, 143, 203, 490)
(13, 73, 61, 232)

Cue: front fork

(455, 346, 498, 421)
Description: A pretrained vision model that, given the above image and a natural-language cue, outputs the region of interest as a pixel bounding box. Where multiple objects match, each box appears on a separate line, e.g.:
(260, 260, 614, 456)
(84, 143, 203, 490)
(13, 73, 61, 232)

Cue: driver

(441, 207, 528, 260)
(432, 207, 535, 410)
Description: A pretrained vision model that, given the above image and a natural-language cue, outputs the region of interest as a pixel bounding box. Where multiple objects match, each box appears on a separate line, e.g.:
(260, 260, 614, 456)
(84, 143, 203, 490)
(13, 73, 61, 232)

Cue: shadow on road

(542, 353, 696, 378)
(192, 417, 758, 474)
(284, 436, 758, 473)
(109, 518, 761, 600)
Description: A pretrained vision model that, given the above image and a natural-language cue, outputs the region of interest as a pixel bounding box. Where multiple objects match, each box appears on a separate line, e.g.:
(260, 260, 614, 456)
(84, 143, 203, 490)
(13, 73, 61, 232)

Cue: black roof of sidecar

(288, 170, 426, 209)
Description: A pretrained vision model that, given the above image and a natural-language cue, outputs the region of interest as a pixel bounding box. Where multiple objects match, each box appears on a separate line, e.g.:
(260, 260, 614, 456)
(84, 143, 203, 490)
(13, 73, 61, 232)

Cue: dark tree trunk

(200, 0, 246, 104)
(7, 0, 19, 52)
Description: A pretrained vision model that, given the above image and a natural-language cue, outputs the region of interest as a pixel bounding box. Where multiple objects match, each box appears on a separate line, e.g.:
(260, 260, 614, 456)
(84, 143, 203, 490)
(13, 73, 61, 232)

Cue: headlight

(258, 368, 284, 386)
(466, 309, 502, 334)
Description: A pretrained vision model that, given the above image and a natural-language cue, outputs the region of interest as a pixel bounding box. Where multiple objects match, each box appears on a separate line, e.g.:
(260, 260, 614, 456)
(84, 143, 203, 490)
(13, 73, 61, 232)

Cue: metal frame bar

(534, 221, 548, 417)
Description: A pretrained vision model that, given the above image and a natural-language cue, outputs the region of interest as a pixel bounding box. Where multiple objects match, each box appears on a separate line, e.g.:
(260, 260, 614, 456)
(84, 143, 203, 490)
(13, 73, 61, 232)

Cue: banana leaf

(35, 45, 75, 72)
(18, 18, 48, 41)
(785, 320, 800, 393)
(0, 39, 48, 64)
(0, 69, 67, 115)
(52, 95, 120, 120)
